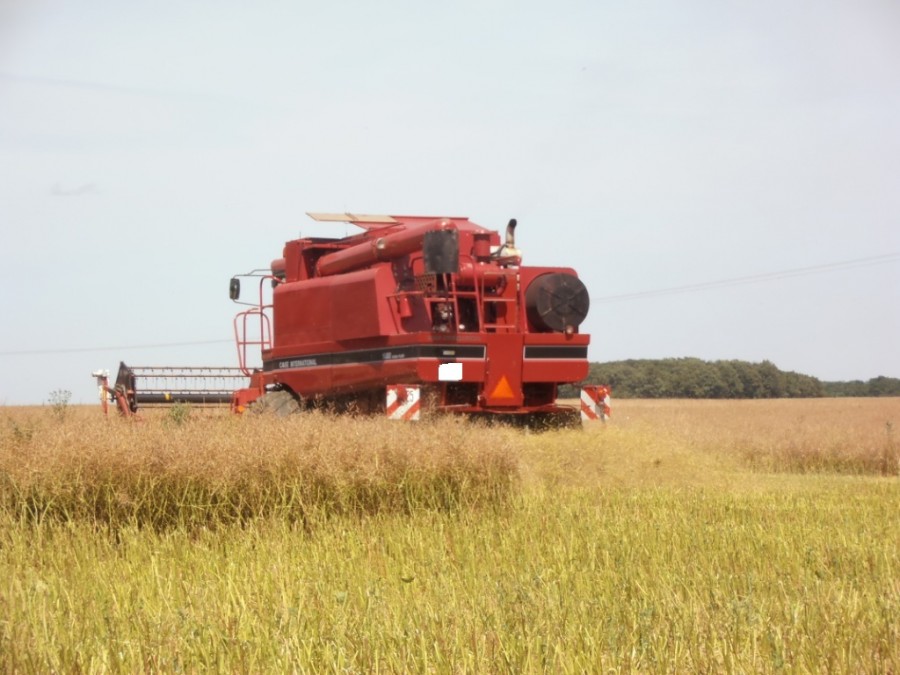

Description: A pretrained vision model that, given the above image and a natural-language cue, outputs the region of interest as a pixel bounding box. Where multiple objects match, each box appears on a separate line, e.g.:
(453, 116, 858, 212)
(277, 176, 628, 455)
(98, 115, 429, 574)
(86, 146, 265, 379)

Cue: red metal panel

(483, 333, 525, 407)
(522, 333, 590, 383)
(273, 278, 332, 345)
(331, 267, 395, 341)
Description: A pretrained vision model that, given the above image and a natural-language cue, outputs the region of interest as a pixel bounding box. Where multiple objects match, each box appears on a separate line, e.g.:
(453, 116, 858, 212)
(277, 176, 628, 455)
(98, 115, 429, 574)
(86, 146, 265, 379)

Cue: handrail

(233, 275, 277, 376)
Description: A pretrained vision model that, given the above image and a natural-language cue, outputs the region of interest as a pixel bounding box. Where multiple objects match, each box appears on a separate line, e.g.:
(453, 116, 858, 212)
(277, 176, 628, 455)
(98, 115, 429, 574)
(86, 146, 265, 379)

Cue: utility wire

(0, 71, 212, 101)
(0, 340, 232, 357)
(1, 252, 897, 357)
(592, 252, 900, 303)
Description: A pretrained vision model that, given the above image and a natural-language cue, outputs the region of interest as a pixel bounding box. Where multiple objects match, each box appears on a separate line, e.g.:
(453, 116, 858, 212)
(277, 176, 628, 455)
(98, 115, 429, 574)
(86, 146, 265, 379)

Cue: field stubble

(1, 397, 898, 672)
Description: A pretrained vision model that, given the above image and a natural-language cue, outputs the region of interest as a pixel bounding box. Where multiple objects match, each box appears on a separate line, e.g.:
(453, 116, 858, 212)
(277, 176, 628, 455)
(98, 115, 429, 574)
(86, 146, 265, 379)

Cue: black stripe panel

(523, 346, 588, 359)
(265, 344, 486, 372)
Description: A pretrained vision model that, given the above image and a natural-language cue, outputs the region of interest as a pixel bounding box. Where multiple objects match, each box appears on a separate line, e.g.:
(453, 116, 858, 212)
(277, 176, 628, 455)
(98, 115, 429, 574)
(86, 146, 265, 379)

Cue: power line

(592, 252, 900, 303)
(0, 340, 232, 357)
(0, 71, 202, 100)
(1, 252, 897, 357)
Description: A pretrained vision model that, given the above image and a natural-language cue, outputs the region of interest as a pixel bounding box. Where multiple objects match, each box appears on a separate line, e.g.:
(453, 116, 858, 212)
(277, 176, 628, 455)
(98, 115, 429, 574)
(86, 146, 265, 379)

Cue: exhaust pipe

(505, 218, 517, 249)
(492, 217, 521, 264)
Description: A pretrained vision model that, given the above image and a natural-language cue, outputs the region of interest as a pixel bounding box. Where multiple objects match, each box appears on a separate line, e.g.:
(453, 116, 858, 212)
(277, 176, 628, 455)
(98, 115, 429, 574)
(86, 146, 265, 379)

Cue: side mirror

(229, 277, 240, 300)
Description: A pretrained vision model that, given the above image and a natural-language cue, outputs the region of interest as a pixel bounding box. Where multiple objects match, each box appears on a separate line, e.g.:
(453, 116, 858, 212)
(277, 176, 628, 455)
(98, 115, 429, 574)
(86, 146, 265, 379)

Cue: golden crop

(1, 398, 897, 672)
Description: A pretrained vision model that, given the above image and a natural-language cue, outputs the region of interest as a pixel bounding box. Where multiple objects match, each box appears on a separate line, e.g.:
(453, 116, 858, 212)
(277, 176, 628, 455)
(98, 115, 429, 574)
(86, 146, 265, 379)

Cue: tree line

(561, 358, 900, 399)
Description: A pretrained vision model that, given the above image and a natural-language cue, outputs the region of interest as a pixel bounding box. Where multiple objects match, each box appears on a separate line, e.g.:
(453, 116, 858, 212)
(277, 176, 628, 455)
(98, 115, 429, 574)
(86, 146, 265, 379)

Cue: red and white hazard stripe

(386, 385, 421, 421)
(581, 385, 612, 422)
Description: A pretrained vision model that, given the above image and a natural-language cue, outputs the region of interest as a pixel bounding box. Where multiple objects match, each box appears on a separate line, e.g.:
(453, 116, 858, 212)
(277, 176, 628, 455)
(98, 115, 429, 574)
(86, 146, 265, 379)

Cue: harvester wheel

(250, 390, 301, 417)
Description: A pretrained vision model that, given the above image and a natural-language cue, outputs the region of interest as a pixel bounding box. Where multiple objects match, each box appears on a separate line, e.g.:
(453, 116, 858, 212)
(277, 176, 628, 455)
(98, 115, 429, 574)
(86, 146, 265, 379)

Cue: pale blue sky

(1, 0, 898, 404)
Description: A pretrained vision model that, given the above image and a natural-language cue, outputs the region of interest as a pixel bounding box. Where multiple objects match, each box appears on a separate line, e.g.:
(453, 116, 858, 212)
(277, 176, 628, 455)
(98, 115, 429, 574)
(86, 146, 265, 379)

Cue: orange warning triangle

(490, 375, 515, 399)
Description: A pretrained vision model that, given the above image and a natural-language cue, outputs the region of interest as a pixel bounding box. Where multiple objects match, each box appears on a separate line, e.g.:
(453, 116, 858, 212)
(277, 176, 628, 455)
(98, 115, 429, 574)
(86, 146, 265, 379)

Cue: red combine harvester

(93, 213, 610, 425)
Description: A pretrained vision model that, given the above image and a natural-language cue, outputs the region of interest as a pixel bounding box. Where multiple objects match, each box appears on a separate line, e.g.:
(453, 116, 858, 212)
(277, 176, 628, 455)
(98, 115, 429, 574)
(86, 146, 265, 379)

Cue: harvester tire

(251, 390, 301, 417)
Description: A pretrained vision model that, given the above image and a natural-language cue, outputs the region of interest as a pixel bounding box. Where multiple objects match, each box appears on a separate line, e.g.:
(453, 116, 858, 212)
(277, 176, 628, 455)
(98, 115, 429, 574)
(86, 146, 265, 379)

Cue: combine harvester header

(94, 212, 610, 426)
